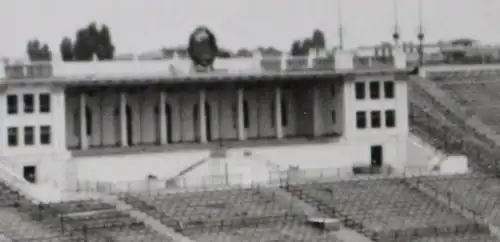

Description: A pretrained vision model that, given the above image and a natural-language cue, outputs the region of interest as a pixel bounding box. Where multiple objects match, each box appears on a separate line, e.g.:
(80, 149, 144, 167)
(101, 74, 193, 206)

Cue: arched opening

(114, 105, 133, 146)
(270, 97, 288, 127)
(193, 102, 212, 142)
(154, 104, 173, 144)
(232, 100, 250, 129)
(73, 106, 93, 147)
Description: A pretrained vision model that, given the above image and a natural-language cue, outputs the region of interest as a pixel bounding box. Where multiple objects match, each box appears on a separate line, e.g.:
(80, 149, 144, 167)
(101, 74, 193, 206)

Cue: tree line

(27, 24, 326, 61)
(27, 22, 115, 62)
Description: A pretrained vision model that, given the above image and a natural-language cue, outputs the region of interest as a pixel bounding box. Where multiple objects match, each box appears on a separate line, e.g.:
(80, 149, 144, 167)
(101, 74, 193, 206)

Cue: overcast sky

(2, 0, 500, 58)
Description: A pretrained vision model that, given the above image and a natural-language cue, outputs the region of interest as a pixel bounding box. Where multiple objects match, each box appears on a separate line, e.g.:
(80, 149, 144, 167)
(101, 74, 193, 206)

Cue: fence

(68, 166, 440, 195)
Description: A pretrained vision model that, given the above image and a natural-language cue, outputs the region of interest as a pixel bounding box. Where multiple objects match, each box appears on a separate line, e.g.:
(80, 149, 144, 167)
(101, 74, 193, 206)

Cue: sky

(2, 0, 500, 58)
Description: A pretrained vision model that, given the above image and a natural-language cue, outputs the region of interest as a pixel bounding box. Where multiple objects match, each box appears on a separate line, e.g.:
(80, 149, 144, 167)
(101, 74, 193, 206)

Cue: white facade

(0, 50, 410, 191)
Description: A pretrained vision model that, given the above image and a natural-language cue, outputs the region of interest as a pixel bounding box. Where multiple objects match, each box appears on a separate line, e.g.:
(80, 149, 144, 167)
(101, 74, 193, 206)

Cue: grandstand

(0, 44, 499, 242)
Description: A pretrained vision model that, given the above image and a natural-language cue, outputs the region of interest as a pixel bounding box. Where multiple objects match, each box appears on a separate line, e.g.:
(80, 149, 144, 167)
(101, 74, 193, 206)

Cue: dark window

(7, 95, 18, 114)
(24, 126, 34, 145)
(385, 110, 396, 127)
(40, 125, 51, 145)
(281, 98, 288, 127)
(331, 110, 336, 124)
(23, 94, 34, 113)
(384, 81, 395, 99)
(39, 93, 51, 113)
(243, 101, 249, 129)
(356, 111, 366, 129)
(331, 84, 336, 97)
(8, 127, 18, 147)
(232, 104, 237, 129)
(371, 111, 381, 128)
(355, 82, 365, 100)
(369, 81, 380, 99)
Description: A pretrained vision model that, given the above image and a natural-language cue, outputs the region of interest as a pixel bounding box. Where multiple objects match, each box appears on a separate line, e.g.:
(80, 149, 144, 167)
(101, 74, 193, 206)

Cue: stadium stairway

(410, 75, 500, 148)
(258, 184, 374, 242)
(402, 176, 500, 240)
(87, 192, 195, 242)
(283, 174, 498, 242)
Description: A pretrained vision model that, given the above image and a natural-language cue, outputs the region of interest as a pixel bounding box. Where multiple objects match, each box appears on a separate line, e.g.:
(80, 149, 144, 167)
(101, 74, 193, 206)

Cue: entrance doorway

(370, 145, 383, 167)
(193, 103, 212, 141)
(23, 166, 36, 183)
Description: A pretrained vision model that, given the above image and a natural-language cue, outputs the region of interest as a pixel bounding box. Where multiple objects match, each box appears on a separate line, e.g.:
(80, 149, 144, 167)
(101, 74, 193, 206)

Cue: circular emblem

(188, 26, 218, 68)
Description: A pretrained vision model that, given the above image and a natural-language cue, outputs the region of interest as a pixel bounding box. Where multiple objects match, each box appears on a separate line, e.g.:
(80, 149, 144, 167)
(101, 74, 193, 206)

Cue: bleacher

(119, 187, 343, 242)
(284, 177, 496, 242)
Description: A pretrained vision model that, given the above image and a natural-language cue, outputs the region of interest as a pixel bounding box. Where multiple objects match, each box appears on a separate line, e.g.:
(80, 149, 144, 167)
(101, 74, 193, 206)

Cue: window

(384, 81, 395, 99)
(24, 126, 34, 145)
(385, 110, 396, 128)
(8, 127, 18, 147)
(369, 81, 380, 99)
(355, 82, 365, 100)
(23, 94, 34, 113)
(331, 110, 336, 124)
(40, 125, 51, 145)
(356, 111, 366, 129)
(331, 84, 336, 97)
(371, 111, 381, 128)
(7, 95, 18, 114)
(39, 93, 51, 113)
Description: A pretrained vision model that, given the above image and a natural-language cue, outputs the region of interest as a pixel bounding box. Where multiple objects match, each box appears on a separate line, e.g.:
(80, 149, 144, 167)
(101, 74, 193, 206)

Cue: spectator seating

(120, 187, 343, 241)
(284, 177, 495, 242)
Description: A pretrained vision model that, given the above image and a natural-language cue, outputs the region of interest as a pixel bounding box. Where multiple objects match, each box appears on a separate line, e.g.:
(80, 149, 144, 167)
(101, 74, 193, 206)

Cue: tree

(301, 38, 313, 55)
(60, 37, 74, 61)
(290, 40, 302, 56)
(73, 28, 94, 61)
(70, 22, 116, 61)
(96, 24, 115, 60)
(311, 29, 326, 54)
(26, 39, 52, 61)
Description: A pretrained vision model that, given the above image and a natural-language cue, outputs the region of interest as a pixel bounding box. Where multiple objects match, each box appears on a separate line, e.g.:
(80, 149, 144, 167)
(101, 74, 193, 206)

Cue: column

(274, 87, 283, 139)
(79, 93, 88, 150)
(159, 92, 167, 145)
(237, 88, 245, 140)
(120, 92, 128, 147)
(199, 89, 207, 143)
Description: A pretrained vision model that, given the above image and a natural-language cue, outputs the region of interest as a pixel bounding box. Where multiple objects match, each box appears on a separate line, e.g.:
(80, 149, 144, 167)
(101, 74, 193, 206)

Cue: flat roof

(0, 56, 409, 86)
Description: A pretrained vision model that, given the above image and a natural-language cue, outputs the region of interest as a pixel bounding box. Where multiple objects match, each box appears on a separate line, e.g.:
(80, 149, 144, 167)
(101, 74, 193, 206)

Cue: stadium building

(0, 47, 422, 194)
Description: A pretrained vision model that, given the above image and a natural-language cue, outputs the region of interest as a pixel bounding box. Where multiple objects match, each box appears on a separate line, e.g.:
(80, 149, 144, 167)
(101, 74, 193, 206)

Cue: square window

(369, 81, 380, 99)
(355, 82, 365, 100)
(356, 111, 366, 129)
(384, 81, 395, 99)
(371, 111, 381, 128)
(23, 94, 34, 113)
(385, 110, 396, 127)
(7, 94, 18, 114)
(39, 93, 51, 113)
(40, 125, 51, 145)
(8, 127, 18, 147)
(24, 126, 34, 145)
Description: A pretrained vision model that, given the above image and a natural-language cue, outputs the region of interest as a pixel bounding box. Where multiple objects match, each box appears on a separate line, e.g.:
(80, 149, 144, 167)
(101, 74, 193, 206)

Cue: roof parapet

(0, 51, 407, 82)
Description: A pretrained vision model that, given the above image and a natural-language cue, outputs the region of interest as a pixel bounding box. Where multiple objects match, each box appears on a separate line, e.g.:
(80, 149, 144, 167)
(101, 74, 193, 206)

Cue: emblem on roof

(188, 26, 218, 72)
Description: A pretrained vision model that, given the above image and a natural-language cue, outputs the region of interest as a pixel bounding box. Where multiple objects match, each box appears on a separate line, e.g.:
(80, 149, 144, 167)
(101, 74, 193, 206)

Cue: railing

(69, 166, 440, 195)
